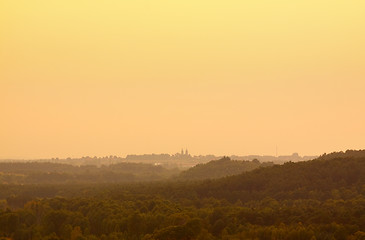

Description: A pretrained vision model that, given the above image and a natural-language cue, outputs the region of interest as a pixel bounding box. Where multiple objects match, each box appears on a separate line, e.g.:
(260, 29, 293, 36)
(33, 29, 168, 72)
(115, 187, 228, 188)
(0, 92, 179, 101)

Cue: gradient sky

(1, 0, 365, 159)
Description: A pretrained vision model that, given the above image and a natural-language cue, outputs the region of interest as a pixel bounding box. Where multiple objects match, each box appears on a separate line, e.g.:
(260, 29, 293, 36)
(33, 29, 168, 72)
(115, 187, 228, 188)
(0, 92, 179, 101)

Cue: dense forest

(0, 150, 365, 239)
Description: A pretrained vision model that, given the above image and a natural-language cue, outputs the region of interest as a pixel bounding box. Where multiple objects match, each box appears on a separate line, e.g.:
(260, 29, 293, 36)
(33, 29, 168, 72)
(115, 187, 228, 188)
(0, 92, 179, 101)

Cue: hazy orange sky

(1, 0, 365, 159)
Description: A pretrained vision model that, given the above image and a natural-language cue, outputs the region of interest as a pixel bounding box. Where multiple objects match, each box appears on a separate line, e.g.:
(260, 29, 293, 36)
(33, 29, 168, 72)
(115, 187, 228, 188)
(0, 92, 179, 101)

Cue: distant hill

(177, 157, 274, 180)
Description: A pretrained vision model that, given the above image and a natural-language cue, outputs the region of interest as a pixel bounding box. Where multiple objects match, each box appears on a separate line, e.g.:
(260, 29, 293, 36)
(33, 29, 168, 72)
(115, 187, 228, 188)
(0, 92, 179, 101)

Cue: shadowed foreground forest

(0, 150, 365, 240)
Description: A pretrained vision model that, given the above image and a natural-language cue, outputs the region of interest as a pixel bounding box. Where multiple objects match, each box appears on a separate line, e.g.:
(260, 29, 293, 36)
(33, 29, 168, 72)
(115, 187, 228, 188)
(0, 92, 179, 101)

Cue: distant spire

(181, 148, 184, 155)
(185, 148, 189, 155)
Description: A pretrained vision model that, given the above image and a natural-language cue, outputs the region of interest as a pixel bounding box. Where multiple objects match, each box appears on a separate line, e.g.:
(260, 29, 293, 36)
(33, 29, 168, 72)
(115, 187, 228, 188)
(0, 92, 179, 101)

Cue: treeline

(318, 149, 365, 160)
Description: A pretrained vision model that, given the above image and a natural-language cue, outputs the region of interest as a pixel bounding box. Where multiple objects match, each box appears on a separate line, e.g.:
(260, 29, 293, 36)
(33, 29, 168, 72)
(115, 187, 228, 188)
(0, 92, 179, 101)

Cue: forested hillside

(178, 157, 274, 180)
(0, 152, 364, 240)
(187, 155, 365, 202)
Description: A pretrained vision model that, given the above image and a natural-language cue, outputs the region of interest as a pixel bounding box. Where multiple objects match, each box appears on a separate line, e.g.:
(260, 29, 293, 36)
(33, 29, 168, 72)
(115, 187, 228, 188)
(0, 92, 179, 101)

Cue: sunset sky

(1, 0, 365, 159)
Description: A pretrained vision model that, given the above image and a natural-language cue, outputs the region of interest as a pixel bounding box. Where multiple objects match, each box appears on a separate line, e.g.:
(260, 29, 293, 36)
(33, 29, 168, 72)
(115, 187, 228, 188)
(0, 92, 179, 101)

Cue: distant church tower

(181, 149, 184, 155)
(185, 148, 189, 155)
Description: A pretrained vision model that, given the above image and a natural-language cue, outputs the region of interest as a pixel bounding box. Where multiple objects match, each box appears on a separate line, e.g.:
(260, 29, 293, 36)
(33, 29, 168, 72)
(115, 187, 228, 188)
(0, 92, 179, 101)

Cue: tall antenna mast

(276, 145, 278, 157)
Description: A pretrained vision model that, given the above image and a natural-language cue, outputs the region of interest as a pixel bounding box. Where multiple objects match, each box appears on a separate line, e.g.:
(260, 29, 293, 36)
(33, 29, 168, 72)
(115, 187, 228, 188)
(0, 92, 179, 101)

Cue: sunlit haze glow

(1, 0, 365, 159)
